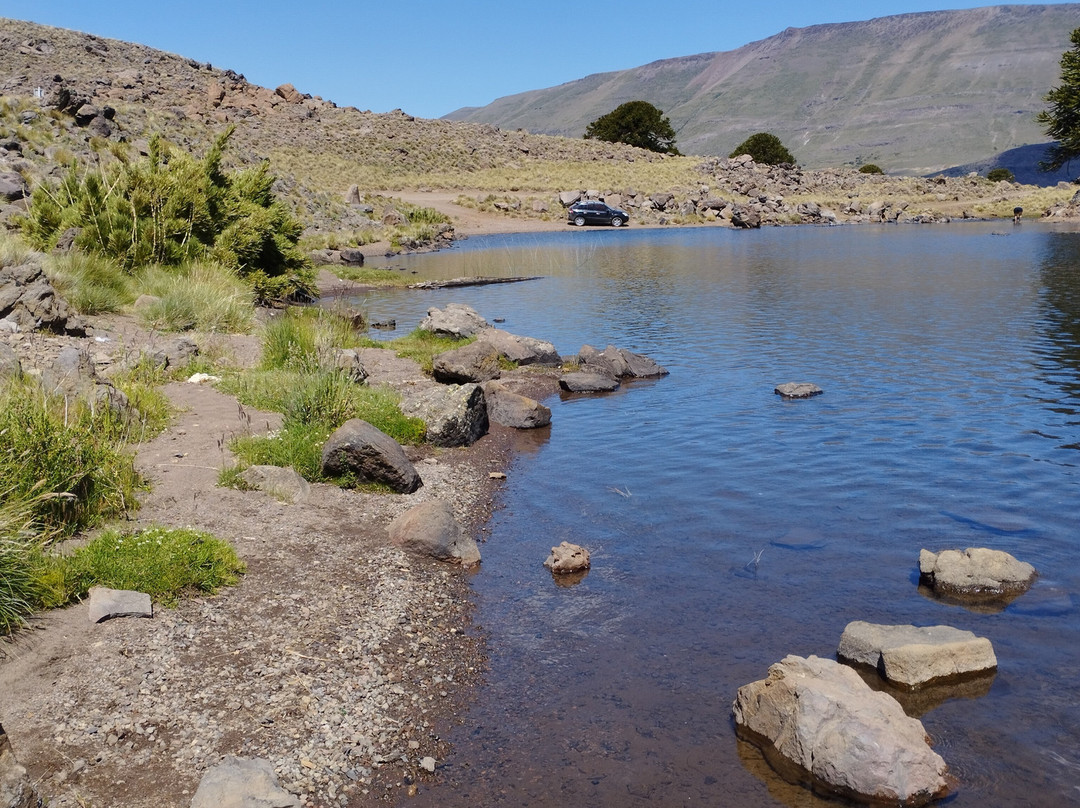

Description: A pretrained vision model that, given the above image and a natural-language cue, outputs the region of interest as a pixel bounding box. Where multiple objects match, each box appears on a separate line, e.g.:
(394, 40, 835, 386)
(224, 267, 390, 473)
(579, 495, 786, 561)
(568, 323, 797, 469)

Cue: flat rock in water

(87, 587, 152, 623)
(559, 371, 620, 393)
(838, 620, 997, 688)
(190, 756, 300, 808)
(919, 547, 1036, 602)
(733, 655, 948, 806)
(482, 380, 551, 429)
(418, 303, 489, 338)
(544, 541, 590, 574)
(775, 382, 823, 399)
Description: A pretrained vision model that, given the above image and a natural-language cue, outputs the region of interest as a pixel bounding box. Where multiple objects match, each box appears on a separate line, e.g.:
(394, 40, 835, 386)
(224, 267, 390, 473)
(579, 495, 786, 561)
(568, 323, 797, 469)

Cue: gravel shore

(0, 313, 522, 808)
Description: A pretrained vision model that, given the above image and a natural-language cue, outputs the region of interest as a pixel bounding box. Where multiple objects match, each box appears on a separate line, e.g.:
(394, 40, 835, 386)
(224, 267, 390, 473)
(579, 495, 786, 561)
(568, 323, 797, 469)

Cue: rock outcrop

(733, 655, 949, 806)
(0, 259, 89, 335)
(837, 621, 997, 688)
(387, 500, 481, 567)
(919, 547, 1036, 603)
(320, 419, 422, 494)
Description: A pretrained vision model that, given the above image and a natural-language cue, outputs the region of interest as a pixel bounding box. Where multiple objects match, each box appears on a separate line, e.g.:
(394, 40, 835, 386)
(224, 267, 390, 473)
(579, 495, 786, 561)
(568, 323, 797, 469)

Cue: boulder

(344, 184, 362, 205)
(144, 337, 199, 370)
(838, 621, 997, 688)
(481, 381, 551, 428)
(419, 303, 489, 338)
(0, 173, 27, 202)
(919, 547, 1036, 602)
(274, 83, 303, 104)
(578, 344, 668, 378)
(190, 756, 300, 808)
(775, 382, 823, 399)
(239, 465, 311, 503)
(432, 340, 503, 384)
(477, 329, 561, 366)
(0, 724, 35, 808)
(731, 204, 762, 229)
(87, 587, 153, 623)
(327, 348, 368, 383)
(401, 384, 488, 447)
(558, 190, 582, 207)
(0, 342, 21, 380)
(41, 346, 133, 419)
(320, 419, 422, 494)
(0, 261, 89, 335)
(559, 371, 620, 393)
(733, 655, 948, 806)
(544, 541, 590, 573)
(387, 500, 480, 567)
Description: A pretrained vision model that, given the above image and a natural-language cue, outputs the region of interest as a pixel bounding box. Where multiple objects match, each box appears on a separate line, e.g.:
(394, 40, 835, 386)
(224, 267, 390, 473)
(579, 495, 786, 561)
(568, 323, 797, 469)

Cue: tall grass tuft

(389, 328, 473, 374)
(134, 261, 255, 333)
(260, 307, 366, 371)
(0, 492, 52, 634)
(46, 251, 135, 314)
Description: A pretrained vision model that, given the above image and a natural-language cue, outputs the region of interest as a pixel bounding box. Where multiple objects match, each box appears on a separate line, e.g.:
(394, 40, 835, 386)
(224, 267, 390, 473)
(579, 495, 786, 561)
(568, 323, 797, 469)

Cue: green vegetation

(20, 128, 315, 304)
(36, 525, 245, 611)
(1039, 27, 1080, 173)
(388, 328, 472, 374)
(730, 132, 796, 166)
(858, 164, 884, 174)
(987, 167, 1016, 182)
(584, 101, 680, 155)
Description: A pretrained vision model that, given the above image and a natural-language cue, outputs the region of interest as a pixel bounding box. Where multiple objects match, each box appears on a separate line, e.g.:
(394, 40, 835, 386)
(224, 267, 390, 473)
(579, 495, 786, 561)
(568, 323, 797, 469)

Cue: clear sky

(12, 1, 1078, 120)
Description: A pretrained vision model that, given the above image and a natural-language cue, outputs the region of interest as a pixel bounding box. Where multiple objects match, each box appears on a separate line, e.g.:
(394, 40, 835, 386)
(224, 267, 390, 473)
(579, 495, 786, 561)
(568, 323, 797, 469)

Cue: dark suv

(567, 201, 630, 227)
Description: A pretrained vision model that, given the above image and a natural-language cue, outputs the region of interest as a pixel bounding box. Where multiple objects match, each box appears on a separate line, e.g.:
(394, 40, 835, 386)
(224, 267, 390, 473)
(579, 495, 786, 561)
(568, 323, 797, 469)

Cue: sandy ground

(0, 314, 528, 808)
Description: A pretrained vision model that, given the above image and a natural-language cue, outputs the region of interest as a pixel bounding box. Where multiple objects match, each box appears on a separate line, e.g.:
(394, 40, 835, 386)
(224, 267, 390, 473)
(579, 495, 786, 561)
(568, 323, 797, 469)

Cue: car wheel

(610, 216, 623, 227)
(574, 216, 586, 226)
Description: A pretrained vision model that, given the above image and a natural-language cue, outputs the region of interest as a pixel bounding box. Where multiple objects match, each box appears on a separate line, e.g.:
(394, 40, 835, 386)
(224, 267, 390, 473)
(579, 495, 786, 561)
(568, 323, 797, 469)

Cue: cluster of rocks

(733, 546, 1037, 805)
(0, 252, 88, 335)
(1042, 187, 1080, 219)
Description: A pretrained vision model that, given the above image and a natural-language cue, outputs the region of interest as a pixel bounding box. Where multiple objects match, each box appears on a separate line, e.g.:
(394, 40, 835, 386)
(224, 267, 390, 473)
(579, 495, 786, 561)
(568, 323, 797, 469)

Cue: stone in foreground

(387, 500, 481, 567)
(775, 382, 823, 399)
(321, 419, 422, 494)
(838, 621, 997, 688)
(732, 655, 948, 807)
(482, 381, 552, 429)
(0, 723, 35, 808)
(401, 383, 488, 447)
(544, 541, 591, 573)
(919, 547, 1036, 601)
(239, 465, 310, 503)
(190, 756, 300, 808)
(87, 587, 152, 623)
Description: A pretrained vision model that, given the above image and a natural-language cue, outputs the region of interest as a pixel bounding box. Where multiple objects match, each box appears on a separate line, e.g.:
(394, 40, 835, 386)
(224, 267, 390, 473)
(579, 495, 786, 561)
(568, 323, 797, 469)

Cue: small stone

(774, 382, 823, 399)
(419, 757, 436, 773)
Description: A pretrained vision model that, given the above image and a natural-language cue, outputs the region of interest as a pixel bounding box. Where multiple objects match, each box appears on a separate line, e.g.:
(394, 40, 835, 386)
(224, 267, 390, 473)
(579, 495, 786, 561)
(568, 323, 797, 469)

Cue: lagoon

(354, 222, 1080, 807)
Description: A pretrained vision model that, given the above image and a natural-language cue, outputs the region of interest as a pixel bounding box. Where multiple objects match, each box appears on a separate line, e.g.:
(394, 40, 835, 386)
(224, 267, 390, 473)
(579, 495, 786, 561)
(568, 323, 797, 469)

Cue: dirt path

(0, 329, 513, 808)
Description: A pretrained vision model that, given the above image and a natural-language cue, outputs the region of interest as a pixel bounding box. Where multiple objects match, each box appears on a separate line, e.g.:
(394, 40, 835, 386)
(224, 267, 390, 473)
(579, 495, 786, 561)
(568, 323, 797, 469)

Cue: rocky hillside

(445, 4, 1080, 181)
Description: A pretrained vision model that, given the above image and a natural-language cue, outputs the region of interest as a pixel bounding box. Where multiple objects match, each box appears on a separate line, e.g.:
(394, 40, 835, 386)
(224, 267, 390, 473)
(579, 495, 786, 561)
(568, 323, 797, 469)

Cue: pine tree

(1038, 28, 1080, 173)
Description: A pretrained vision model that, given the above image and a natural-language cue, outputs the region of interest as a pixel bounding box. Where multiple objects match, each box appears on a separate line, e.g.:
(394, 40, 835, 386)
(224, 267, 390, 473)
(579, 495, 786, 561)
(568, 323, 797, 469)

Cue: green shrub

(21, 128, 314, 304)
(134, 261, 254, 333)
(389, 328, 473, 374)
(0, 494, 52, 634)
(859, 163, 885, 174)
(729, 132, 796, 166)
(987, 167, 1015, 182)
(46, 251, 134, 314)
(0, 380, 143, 536)
(40, 525, 245, 609)
(259, 307, 367, 372)
(584, 101, 680, 155)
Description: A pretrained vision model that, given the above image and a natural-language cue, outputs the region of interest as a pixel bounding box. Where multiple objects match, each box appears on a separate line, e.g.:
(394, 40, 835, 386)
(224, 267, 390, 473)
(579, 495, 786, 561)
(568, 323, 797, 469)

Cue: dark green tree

(729, 132, 795, 166)
(1038, 27, 1080, 172)
(584, 101, 680, 155)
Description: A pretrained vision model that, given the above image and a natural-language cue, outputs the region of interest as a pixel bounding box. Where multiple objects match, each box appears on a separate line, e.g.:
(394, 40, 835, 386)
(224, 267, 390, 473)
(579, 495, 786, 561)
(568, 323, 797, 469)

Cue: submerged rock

(838, 621, 997, 688)
(733, 654, 948, 806)
(774, 382, 823, 399)
(544, 541, 590, 574)
(559, 371, 620, 393)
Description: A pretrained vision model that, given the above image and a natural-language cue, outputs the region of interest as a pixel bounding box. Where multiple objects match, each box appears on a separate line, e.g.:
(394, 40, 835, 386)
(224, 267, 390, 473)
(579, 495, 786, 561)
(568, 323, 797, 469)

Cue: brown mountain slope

(444, 4, 1080, 178)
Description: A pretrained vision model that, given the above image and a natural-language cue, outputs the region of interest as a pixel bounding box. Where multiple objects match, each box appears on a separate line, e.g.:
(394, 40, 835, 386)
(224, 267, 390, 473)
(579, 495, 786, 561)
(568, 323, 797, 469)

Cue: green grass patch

(326, 266, 416, 287)
(260, 306, 368, 371)
(37, 525, 245, 609)
(133, 260, 255, 333)
(388, 328, 473, 374)
(45, 251, 135, 315)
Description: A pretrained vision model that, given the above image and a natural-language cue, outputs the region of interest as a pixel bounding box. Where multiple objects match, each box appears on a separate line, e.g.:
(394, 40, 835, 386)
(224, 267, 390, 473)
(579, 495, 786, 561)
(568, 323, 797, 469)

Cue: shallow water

(352, 223, 1080, 807)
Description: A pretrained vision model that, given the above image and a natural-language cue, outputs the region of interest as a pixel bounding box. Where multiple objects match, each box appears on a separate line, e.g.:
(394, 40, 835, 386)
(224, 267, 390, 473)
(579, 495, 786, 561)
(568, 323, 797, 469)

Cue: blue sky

(13, 1, 1078, 119)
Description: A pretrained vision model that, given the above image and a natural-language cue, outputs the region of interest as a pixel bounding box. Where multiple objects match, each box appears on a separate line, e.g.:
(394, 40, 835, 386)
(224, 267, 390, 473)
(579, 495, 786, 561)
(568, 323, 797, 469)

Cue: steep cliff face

(443, 4, 1080, 175)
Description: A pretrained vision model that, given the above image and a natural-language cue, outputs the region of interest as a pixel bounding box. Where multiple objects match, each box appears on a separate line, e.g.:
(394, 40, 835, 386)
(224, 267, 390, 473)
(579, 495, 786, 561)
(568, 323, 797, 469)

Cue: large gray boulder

(87, 587, 153, 623)
(41, 346, 133, 419)
(320, 419, 422, 494)
(838, 621, 997, 688)
(733, 655, 948, 806)
(478, 329, 561, 366)
(419, 303, 489, 338)
(387, 500, 480, 567)
(401, 384, 488, 447)
(0, 724, 35, 808)
(481, 380, 551, 428)
(190, 756, 300, 808)
(559, 371, 620, 393)
(919, 547, 1036, 602)
(0, 260, 89, 335)
(432, 340, 503, 384)
(578, 344, 668, 378)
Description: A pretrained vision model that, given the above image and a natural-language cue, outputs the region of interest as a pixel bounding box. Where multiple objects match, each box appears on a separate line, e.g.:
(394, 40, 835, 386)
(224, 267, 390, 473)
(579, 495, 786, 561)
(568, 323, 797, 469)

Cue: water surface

(354, 223, 1080, 807)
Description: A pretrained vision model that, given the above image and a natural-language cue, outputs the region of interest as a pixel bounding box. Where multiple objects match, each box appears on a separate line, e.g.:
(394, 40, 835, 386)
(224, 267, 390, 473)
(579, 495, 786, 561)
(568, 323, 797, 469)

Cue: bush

(729, 132, 796, 166)
(987, 167, 1015, 182)
(584, 101, 680, 155)
(21, 128, 314, 304)
(859, 164, 885, 174)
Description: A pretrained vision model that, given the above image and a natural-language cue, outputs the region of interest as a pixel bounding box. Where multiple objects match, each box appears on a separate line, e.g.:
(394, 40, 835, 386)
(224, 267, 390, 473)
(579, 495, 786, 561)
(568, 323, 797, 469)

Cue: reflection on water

(364, 223, 1080, 807)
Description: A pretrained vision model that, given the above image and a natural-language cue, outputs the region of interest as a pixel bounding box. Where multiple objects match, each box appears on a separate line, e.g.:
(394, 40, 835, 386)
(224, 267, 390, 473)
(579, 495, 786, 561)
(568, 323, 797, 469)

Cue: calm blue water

(354, 223, 1080, 807)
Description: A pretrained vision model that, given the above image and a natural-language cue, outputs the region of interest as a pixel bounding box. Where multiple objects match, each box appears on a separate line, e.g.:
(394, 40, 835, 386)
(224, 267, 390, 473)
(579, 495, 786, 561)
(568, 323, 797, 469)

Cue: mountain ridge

(444, 4, 1080, 178)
